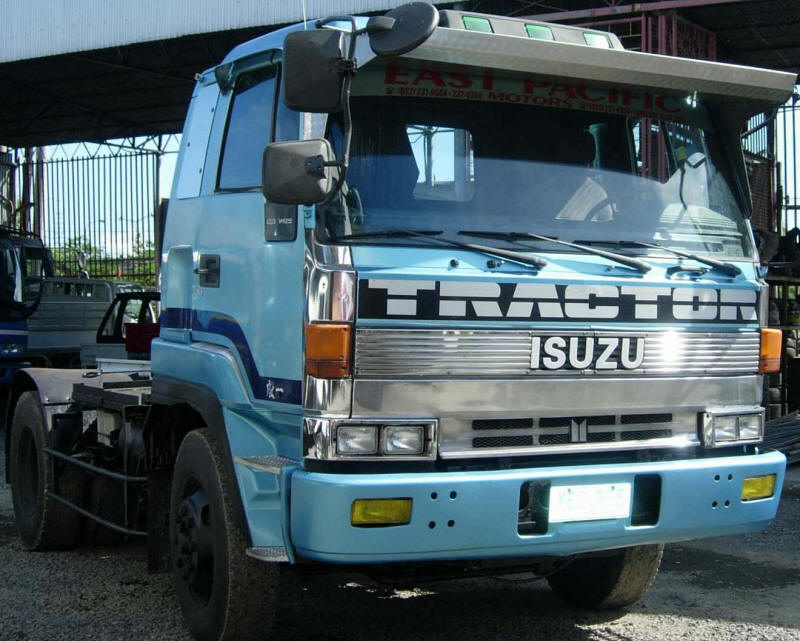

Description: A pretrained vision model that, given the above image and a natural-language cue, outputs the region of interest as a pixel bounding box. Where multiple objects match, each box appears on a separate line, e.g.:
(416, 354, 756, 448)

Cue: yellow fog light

(351, 498, 412, 527)
(741, 475, 776, 502)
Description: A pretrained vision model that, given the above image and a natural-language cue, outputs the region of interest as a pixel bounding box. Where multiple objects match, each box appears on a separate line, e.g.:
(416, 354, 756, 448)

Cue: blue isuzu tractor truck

(4, 5, 796, 640)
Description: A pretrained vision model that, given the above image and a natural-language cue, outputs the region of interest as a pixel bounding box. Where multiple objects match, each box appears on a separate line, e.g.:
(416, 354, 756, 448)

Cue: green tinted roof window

(583, 32, 611, 48)
(462, 16, 493, 33)
(525, 24, 554, 41)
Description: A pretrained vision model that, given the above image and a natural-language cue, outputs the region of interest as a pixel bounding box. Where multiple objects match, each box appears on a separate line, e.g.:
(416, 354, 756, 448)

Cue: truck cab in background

(0, 227, 53, 384)
(5, 5, 796, 641)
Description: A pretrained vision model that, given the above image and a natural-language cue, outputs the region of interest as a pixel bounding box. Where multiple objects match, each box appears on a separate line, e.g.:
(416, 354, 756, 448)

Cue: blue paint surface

(160, 308, 301, 404)
(289, 450, 786, 563)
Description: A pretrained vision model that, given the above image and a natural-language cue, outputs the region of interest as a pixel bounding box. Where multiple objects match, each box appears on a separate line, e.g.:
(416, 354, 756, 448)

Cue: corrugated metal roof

(1, 0, 410, 64)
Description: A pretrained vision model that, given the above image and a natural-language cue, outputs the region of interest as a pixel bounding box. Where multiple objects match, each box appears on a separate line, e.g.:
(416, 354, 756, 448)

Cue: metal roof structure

(520, 0, 800, 74)
(0, 0, 411, 147)
(1, 0, 799, 147)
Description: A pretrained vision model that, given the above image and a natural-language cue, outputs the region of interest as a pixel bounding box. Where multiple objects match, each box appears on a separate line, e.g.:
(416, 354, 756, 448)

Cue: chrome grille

(354, 329, 759, 378)
(446, 411, 694, 457)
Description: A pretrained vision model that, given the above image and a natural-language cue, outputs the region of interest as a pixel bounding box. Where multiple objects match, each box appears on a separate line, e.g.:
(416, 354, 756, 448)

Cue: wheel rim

(174, 482, 215, 607)
(16, 427, 40, 519)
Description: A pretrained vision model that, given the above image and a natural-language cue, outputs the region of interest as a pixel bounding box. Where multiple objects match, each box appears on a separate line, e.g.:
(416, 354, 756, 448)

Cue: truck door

(160, 80, 219, 341)
(190, 58, 304, 404)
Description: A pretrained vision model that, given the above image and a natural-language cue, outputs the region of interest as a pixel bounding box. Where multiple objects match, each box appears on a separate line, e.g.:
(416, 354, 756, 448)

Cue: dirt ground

(1, 427, 798, 641)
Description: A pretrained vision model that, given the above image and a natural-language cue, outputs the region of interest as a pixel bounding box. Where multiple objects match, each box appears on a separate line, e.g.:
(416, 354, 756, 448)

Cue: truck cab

(6, 6, 796, 641)
(0, 228, 52, 384)
(155, 4, 793, 630)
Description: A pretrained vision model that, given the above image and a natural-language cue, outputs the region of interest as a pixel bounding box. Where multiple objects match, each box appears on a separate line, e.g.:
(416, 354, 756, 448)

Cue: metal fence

(778, 98, 800, 234)
(0, 144, 162, 286)
(43, 151, 159, 285)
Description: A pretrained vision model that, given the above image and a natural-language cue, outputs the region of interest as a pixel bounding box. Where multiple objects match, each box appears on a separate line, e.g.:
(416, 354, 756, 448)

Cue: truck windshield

(319, 68, 752, 260)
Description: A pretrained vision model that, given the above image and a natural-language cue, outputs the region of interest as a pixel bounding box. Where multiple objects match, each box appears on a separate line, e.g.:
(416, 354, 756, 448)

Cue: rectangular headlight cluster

(700, 409, 764, 448)
(335, 422, 435, 458)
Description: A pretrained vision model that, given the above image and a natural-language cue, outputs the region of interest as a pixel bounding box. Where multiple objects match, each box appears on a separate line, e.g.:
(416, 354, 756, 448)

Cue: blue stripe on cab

(160, 308, 301, 405)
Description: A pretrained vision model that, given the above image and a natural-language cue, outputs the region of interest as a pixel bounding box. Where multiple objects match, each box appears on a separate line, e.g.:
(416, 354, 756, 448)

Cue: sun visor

(366, 26, 796, 112)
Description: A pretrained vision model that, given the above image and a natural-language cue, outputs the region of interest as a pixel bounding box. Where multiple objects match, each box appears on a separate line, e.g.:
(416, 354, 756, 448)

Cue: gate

(0, 144, 162, 286)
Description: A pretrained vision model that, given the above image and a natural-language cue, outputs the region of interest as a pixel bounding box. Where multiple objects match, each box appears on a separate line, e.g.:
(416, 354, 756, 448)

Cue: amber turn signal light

(759, 328, 781, 374)
(305, 323, 352, 378)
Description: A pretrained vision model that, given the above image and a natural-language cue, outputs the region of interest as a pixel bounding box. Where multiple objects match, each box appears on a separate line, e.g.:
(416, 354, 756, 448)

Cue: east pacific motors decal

(351, 67, 706, 126)
(358, 279, 758, 324)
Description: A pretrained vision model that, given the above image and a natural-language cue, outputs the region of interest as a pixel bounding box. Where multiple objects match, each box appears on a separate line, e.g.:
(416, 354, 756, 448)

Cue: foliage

(50, 234, 157, 288)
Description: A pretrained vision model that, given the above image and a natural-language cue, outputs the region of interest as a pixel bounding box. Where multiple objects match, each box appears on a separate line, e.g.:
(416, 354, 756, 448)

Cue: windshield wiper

(333, 229, 548, 270)
(458, 231, 651, 273)
(578, 239, 742, 278)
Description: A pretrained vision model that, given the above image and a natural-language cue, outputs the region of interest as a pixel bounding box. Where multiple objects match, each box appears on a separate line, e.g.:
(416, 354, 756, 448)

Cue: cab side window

(217, 66, 277, 190)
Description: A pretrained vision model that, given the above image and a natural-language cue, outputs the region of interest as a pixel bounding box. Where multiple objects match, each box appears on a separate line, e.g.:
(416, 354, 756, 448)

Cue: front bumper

(289, 450, 785, 564)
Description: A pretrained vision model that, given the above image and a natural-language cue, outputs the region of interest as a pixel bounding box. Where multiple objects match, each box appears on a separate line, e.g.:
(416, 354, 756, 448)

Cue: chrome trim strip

(303, 375, 352, 417)
(354, 329, 759, 378)
(304, 229, 355, 323)
(302, 228, 355, 415)
(305, 227, 352, 269)
(234, 456, 297, 474)
(442, 434, 698, 459)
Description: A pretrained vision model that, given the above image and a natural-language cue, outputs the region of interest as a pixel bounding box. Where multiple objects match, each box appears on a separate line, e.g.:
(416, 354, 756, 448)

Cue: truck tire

(546, 543, 663, 609)
(170, 428, 279, 641)
(9, 391, 84, 550)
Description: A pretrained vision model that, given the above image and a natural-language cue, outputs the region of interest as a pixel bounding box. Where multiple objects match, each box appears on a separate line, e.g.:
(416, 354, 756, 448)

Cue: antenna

(301, 0, 308, 29)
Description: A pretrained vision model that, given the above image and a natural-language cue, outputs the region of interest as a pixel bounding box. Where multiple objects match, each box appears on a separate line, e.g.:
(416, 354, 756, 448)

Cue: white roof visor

(387, 26, 796, 109)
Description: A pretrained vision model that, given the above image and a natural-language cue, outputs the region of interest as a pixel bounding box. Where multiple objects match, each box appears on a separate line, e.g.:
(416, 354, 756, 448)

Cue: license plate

(549, 482, 632, 523)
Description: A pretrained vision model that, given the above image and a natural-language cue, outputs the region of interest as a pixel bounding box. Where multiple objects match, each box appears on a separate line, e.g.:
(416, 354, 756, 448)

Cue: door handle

(195, 254, 220, 287)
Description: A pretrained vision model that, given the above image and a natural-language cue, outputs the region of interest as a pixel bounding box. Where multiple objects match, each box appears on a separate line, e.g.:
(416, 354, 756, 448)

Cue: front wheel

(170, 428, 280, 641)
(546, 544, 663, 610)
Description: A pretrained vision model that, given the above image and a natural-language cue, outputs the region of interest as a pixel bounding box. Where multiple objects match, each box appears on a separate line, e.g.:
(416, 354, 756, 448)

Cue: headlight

(0, 342, 24, 357)
(308, 419, 436, 459)
(738, 414, 763, 440)
(713, 415, 738, 443)
(336, 425, 378, 455)
(382, 425, 425, 455)
(701, 409, 764, 447)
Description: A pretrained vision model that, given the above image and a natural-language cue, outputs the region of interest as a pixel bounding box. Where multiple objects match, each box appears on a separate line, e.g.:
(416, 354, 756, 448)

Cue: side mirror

(283, 30, 346, 113)
(262, 139, 337, 205)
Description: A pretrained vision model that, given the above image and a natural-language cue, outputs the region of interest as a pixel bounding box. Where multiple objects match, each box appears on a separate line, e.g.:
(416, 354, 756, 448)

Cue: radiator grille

(465, 413, 682, 452)
(354, 329, 759, 378)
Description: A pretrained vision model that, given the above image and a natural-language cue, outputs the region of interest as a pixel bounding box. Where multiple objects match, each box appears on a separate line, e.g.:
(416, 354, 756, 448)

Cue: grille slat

(355, 329, 759, 378)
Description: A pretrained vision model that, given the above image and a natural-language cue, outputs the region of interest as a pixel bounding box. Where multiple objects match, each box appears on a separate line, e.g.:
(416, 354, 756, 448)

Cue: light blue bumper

(288, 451, 786, 564)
